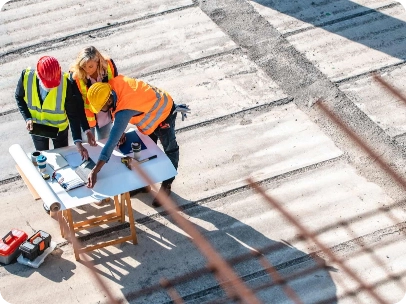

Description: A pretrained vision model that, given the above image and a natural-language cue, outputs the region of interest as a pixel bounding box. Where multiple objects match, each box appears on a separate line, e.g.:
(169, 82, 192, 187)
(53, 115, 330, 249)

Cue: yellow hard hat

(87, 82, 112, 113)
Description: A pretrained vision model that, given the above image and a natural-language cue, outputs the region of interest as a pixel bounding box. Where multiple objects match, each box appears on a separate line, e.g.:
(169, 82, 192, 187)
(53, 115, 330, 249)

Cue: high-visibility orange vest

(76, 59, 116, 128)
(109, 75, 173, 135)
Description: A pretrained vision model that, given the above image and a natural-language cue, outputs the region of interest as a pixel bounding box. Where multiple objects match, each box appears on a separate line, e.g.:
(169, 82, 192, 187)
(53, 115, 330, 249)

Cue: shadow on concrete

(251, 0, 406, 61)
(2, 247, 76, 283)
(83, 192, 338, 304)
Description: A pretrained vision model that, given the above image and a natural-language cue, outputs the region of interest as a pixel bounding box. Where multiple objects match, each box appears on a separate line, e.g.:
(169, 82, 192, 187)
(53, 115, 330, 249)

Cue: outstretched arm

(87, 109, 138, 188)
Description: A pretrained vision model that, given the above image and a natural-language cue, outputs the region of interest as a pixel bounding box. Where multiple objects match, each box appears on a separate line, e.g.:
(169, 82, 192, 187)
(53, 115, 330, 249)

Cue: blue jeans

(90, 121, 112, 140)
(149, 110, 179, 185)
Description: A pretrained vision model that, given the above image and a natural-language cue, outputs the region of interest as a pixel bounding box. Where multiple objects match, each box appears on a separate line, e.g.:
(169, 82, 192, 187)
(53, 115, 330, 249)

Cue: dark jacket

(15, 69, 86, 142)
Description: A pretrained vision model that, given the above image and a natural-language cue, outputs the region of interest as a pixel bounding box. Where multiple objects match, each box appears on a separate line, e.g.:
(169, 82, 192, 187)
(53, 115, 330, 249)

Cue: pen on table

(137, 155, 157, 164)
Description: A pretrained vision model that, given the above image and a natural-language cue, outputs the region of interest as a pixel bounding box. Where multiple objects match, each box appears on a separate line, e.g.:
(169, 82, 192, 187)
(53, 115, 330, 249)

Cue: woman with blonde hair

(70, 46, 118, 143)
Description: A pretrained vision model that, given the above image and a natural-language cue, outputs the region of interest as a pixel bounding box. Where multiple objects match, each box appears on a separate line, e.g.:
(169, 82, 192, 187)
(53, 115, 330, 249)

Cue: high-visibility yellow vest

(110, 75, 173, 135)
(23, 69, 68, 131)
(76, 60, 116, 128)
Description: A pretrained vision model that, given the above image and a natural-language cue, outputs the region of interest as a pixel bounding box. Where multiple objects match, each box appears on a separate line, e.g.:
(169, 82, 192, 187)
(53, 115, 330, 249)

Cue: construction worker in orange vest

(85, 75, 190, 207)
(70, 46, 118, 144)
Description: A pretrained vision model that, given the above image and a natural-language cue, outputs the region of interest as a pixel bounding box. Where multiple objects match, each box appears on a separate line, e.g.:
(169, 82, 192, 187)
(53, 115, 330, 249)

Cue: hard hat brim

(40, 75, 61, 89)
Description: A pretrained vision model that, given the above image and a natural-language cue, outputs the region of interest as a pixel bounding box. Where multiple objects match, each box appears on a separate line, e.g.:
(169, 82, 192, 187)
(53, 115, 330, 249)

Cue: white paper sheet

(63, 151, 83, 168)
(41, 151, 69, 170)
(9, 144, 62, 211)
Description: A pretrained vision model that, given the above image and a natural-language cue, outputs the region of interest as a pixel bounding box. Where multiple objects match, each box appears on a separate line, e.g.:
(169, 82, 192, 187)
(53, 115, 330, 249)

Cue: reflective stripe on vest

(137, 88, 169, 134)
(24, 69, 68, 131)
(76, 60, 115, 128)
(110, 76, 172, 135)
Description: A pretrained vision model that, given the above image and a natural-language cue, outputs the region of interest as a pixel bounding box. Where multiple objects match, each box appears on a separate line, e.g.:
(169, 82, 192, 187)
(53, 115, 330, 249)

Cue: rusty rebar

(255, 251, 303, 304)
(127, 160, 262, 304)
(160, 278, 185, 304)
(247, 178, 389, 304)
(317, 99, 406, 191)
(373, 73, 406, 105)
(57, 212, 122, 304)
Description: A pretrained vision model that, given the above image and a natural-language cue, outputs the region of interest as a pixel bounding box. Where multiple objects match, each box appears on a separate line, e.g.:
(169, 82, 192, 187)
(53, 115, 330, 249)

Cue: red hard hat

(36, 56, 61, 88)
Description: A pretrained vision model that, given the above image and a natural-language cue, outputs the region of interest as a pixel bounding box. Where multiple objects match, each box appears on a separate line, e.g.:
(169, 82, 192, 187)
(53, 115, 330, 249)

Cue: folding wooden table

(12, 128, 177, 261)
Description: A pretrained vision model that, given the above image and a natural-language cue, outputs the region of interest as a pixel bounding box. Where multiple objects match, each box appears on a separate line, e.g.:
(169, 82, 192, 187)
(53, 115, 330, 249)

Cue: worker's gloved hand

(26, 119, 33, 131)
(75, 142, 89, 160)
(173, 104, 191, 121)
(86, 130, 97, 146)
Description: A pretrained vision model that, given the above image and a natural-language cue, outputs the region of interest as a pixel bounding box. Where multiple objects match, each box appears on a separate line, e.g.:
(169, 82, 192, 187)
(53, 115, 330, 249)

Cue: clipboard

(29, 123, 59, 139)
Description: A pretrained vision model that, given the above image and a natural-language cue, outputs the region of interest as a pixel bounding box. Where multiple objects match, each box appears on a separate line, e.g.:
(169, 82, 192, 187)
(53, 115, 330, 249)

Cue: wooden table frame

(17, 164, 138, 261)
(58, 192, 137, 261)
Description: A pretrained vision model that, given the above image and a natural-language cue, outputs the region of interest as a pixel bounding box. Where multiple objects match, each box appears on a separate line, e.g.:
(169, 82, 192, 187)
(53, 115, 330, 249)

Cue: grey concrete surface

(339, 67, 406, 138)
(0, 0, 193, 55)
(1, 0, 406, 303)
(250, 0, 396, 34)
(285, 4, 406, 82)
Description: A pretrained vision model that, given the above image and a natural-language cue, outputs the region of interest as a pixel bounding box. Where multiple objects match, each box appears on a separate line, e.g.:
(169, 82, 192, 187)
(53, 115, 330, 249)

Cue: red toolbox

(20, 230, 51, 261)
(0, 229, 28, 265)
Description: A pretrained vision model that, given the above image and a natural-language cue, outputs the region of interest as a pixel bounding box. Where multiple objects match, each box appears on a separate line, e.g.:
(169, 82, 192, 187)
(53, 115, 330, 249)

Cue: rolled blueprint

(9, 144, 61, 212)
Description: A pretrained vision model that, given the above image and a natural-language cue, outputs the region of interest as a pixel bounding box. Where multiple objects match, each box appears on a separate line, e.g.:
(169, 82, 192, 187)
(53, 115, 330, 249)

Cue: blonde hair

(70, 46, 110, 81)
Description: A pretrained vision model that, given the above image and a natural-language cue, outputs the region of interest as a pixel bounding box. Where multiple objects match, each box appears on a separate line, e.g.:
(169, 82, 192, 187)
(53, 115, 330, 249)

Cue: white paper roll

(9, 144, 61, 212)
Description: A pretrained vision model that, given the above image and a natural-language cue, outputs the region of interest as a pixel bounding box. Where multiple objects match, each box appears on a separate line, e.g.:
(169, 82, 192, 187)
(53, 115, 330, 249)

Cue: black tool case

(19, 230, 51, 261)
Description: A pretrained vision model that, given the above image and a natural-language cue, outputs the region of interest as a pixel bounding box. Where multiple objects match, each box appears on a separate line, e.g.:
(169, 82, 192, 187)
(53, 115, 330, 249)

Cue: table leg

(66, 209, 80, 261)
(120, 193, 125, 223)
(114, 195, 122, 222)
(125, 192, 138, 245)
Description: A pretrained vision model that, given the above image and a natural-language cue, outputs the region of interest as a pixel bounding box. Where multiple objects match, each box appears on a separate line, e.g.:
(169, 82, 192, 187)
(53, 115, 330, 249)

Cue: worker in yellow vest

(85, 76, 181, 207)
(69, 46, 118, 144)
(15, 56, 90, 159)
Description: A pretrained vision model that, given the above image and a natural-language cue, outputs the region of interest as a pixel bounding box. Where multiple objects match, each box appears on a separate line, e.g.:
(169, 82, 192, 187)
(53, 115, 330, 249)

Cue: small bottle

(131, 142, 141, 160)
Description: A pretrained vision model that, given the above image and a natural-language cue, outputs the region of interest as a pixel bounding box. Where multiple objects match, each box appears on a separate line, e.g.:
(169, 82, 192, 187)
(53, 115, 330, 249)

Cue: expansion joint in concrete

(0, 3, 198, 61)
(176, 96, 293, 133)
(282, 2, 402, 38)
(334, 60, 406, 84)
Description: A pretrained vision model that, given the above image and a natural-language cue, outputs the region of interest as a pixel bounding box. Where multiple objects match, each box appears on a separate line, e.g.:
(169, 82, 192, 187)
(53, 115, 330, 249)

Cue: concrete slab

(339, 67, 406, 138)
(249, 0, 396, 34)
(143, 53, 288, 128)
(0, 7, 237, 112)
(0, 0, 193, 55)
(329, 238, 406, 303)
(147, 102, 342, 204)
(0, 160, 396, 303)
(284, 5, 406, 82)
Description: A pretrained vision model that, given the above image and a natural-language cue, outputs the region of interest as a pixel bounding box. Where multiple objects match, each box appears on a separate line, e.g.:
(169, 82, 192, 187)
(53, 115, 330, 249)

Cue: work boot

(152, 183, 172, 208)
(129, 185, 151, 197)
